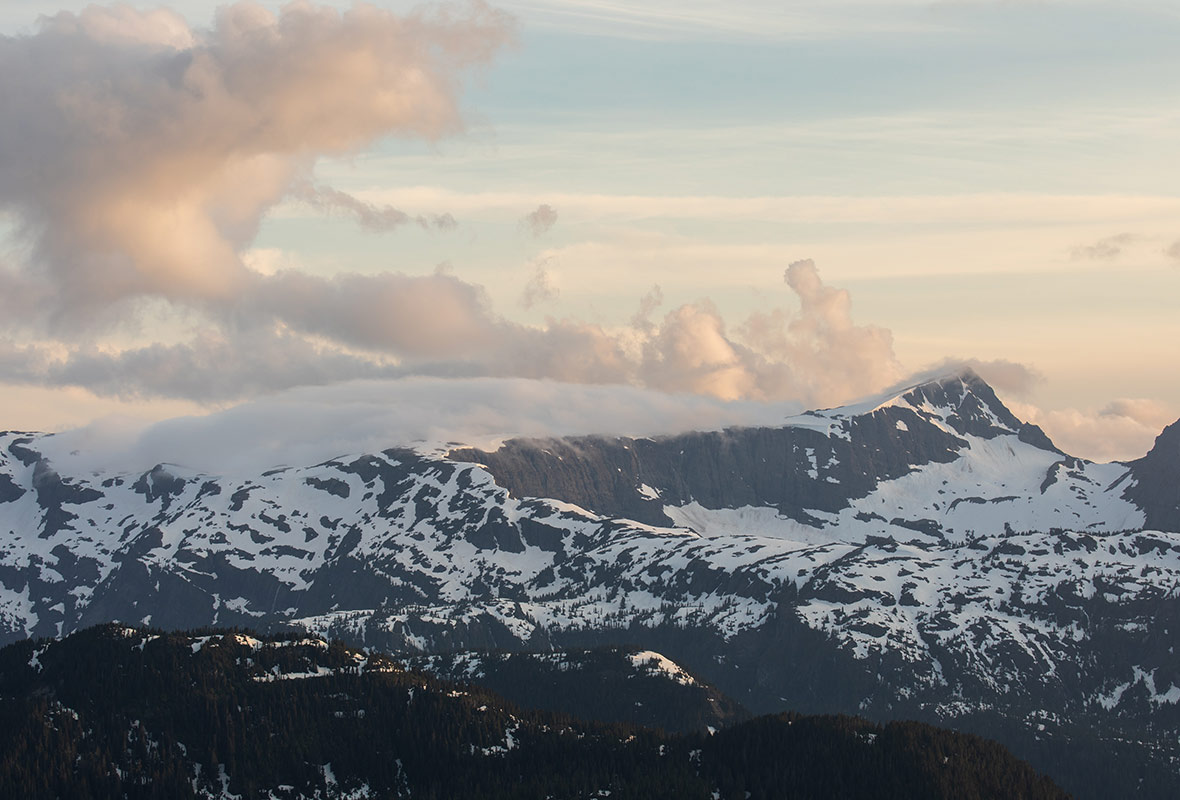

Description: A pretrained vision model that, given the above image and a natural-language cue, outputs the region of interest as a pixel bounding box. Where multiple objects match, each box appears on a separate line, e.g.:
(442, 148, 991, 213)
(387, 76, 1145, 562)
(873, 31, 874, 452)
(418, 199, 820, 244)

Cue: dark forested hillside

(410, 646, 751, 734)
(0, 625, 1068, 799)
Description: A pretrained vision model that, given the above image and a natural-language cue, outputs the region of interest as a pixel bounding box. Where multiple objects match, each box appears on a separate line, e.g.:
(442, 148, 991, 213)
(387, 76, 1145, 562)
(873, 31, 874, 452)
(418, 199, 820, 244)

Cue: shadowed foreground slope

(0, 625, 1068, 800)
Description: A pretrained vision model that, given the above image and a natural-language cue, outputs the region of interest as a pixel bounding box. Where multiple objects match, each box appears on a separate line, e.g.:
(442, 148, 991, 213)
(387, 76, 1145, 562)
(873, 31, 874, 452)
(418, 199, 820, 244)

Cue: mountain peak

(860, 367, 1058, 452)
(1123, 417, 1180, 529)
(904, 364, 988, 395)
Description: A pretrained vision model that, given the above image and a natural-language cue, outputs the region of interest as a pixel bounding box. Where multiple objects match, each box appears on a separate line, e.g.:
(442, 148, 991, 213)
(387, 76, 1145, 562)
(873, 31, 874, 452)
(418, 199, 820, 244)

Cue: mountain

(447, 369, 1139, 541)
(0, 625, 1070, 800)
(1124, 419, 1180, 532)
(0, 368, 1176, 796)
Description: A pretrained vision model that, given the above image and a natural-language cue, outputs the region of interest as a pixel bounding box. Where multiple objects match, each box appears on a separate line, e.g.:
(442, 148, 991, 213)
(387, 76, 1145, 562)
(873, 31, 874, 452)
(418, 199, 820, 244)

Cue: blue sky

(1, 1, 1177, 461)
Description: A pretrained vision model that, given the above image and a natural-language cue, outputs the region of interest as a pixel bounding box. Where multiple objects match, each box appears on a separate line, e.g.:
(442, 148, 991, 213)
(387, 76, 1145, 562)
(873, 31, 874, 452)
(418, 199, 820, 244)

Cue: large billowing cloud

(0, 1, 513, 328)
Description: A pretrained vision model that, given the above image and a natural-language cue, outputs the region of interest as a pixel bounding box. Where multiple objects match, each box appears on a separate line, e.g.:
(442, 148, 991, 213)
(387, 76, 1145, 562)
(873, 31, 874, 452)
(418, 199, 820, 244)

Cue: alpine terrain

(0, 368, 1176, 797)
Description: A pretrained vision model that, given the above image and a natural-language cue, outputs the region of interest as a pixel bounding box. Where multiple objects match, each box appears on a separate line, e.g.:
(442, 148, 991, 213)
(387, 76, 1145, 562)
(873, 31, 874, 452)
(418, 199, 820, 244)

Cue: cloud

(0, 4, 905, 418)
(0, 328, 401, 404)
(519, 257, 560, 309)
(731, 260, 901, 406)
(1166, 240, 1180, 263)
(1008, 399, 1177, 464)
(521, 203, 558, 236)
(1099, 398, 1176, 432)
(1070, 233, 1137, 261)
(630, 285, 664, 333)
(291, 182, 458, 232)
(37, 377, 804, 475)
(0, 254, 903, 410)
(244, 269, 504, 360)
(0, 1, 513, 329)
(908, 358, 1043, 398)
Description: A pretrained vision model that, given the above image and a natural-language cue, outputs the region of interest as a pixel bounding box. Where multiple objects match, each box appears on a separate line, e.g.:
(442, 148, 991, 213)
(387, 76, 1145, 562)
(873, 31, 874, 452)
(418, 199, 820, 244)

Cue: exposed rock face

(448, 415, 964, 527)
(450, 370, 1145, 542)
(1124, 419, 1180, 532)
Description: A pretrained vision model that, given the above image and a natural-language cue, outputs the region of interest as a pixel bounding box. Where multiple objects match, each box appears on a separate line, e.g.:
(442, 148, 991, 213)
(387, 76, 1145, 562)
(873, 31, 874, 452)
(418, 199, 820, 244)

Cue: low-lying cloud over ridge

(38, 377, 805, 476)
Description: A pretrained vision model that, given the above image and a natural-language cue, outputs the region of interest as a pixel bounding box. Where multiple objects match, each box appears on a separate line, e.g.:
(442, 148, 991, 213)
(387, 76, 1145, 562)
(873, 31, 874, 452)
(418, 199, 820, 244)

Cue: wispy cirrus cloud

(291, 182, 459, 233)
(495, 0, 949, 40)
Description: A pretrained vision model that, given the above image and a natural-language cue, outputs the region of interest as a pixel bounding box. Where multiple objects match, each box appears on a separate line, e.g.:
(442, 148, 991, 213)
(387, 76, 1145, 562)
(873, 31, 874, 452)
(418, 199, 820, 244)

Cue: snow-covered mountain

(448, 369, 1146, 542)
(0, 368, 1176, 797)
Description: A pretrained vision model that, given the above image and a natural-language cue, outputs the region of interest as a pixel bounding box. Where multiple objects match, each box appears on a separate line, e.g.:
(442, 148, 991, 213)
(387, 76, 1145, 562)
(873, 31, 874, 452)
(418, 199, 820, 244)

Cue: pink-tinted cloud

(0, 5, 952, 417)
(1009, 398, 1177, 463)
(911, 358, 1044, 398)
(0, 1, 513, 329)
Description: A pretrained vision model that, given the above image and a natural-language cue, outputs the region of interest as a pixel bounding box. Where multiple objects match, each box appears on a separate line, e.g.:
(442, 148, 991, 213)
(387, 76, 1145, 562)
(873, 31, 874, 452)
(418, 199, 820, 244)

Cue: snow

(1098, 667, 1180, 710)
(663, 502, 835, 546)
(28, 644, 47, 671)
(629, 650, 698, 686)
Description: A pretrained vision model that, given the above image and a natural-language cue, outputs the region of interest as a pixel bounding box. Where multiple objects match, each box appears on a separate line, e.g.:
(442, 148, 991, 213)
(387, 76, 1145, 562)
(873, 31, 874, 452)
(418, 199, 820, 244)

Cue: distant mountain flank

(0, 368, 1176, 797)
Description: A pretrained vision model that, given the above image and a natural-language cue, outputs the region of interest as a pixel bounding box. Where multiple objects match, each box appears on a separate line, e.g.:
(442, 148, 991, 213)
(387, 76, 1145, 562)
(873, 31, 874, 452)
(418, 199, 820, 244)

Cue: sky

(1, 0, 1178, 465)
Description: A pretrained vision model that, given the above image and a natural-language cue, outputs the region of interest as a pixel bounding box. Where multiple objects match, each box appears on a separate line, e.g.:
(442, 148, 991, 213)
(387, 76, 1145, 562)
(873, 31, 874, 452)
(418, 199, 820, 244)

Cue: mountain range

(0, 368, 1176, 797)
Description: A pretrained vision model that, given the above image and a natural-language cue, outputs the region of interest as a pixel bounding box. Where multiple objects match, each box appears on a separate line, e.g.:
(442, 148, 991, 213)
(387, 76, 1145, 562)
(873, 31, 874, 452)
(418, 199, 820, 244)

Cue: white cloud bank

(38, 377, 804, 476)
